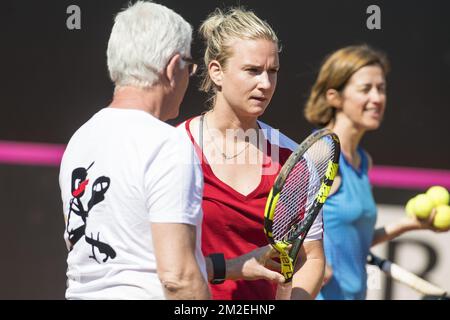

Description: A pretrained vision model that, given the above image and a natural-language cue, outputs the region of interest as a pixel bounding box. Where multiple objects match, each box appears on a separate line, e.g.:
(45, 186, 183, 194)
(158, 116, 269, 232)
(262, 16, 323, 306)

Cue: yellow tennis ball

(405, 197, 417, 217)
(426, 186, 450, 207)
(433, 205, 450, 229)
(413, 194, 434, 219)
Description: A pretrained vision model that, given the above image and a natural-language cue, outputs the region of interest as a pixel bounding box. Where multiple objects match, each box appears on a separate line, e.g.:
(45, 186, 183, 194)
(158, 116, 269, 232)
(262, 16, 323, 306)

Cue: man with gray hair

(59, 1, 284, 300)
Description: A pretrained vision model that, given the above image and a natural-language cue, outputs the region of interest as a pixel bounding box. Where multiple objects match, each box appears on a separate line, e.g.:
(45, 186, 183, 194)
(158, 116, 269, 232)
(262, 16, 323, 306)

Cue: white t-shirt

(59, 108, 206, 299)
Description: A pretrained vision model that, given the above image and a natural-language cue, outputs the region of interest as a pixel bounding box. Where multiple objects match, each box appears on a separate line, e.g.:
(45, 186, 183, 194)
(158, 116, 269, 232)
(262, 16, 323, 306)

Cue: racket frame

(264, 128, 340, 282)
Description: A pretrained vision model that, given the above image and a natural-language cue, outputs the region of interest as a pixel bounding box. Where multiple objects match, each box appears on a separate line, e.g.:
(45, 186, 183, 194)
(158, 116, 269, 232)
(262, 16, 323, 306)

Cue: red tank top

(184, 117, 292, 300)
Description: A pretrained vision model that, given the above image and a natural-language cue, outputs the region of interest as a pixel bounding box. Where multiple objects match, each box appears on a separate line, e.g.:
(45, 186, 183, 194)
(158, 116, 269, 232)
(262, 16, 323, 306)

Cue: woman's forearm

(290, 240, 325, 300)
(372, 218, 420, 246)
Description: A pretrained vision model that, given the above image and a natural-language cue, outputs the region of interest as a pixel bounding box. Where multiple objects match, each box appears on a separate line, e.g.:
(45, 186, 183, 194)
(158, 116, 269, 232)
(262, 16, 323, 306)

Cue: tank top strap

(184, 117, 208, 168)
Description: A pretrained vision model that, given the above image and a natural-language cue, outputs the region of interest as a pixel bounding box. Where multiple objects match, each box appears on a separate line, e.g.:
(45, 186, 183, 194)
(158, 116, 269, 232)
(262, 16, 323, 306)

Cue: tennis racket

(263, 128, 340, 282)
(367, 252, 448, 298)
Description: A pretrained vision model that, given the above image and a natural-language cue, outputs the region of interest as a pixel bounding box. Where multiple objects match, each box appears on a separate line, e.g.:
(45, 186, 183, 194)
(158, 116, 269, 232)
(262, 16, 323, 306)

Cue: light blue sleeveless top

(317, 147, 377, 300)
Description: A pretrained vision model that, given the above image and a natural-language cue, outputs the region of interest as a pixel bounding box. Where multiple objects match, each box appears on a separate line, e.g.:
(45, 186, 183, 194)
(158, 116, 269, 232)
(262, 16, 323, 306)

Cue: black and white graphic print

(66, 161, 116, 263)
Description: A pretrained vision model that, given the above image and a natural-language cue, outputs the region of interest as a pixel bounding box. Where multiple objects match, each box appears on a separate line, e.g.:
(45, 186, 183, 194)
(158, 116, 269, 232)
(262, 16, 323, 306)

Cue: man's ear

(208, 60, 223, 87)
(165, 54, 182, 86)
(326, 89, 343, 109)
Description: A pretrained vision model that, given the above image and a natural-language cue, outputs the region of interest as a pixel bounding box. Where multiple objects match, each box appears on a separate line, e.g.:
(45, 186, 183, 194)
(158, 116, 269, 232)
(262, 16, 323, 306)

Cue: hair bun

(199, 8, 225, 41)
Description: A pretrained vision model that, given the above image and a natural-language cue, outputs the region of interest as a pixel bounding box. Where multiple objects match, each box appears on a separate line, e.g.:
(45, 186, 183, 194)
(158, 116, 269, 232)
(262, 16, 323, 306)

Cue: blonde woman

(304, 45, 448, 300)
(178, 8, 325, 300)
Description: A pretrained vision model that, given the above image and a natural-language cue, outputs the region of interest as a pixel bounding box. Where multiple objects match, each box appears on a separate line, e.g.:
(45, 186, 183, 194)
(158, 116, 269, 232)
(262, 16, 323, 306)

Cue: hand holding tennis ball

(432, 205, 450, 229)
(405, 186, 449, 220)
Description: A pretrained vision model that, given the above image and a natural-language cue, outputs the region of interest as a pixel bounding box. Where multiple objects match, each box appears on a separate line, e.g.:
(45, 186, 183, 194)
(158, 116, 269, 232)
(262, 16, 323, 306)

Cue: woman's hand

(373, 208, 450, 246)
(226, 245, 286, 284)
(406, 208, 450, 233)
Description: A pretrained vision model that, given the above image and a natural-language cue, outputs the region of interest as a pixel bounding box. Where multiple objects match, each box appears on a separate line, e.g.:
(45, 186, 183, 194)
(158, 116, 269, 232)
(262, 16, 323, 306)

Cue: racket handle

(367, 252, 448, 297)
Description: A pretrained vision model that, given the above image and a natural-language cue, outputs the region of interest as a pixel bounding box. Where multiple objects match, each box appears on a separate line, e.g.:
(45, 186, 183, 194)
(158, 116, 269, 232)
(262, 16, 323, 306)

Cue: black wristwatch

(209, 253, 226, 284)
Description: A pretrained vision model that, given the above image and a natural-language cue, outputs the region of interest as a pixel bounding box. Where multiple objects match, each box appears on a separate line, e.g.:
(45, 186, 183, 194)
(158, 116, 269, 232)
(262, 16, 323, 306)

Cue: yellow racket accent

(264, 189, 279, 221)
(317, 183, 331, 204)
(279, 249, 294, 280)
(273, 240, 293, 280)
(264, 189, 295, 280)
(316, 161, 339, 203)
(326, 161, 339, 180)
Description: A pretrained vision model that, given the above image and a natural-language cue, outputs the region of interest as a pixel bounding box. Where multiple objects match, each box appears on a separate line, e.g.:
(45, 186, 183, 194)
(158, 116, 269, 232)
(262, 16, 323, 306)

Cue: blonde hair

(304, 45, 390, 127)
(199, 7, 279, 105)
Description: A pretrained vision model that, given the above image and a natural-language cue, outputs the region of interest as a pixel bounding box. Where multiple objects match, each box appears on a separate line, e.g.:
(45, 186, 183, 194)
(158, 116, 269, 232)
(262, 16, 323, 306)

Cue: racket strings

(272, 135, 336, 242)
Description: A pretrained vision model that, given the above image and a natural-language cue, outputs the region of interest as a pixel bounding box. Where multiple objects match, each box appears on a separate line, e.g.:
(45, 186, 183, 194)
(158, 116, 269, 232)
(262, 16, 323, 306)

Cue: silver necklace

(204, 113, 250, 160)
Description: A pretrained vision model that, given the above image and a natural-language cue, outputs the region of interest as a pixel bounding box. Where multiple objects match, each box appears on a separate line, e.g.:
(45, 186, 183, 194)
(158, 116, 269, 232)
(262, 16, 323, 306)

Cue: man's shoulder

(63, 108, 186, 159)
(117, 109, 175, 134)
(70, 107, 172, 132)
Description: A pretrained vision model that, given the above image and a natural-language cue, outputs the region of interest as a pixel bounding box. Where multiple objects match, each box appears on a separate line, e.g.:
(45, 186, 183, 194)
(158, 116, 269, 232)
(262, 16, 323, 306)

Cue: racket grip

(367, 252, 386, 269)
(280, 250, 294, 283)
